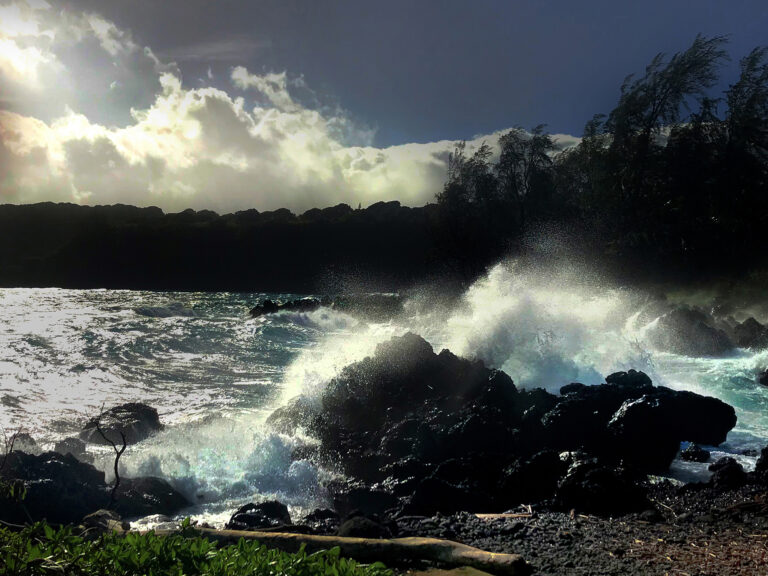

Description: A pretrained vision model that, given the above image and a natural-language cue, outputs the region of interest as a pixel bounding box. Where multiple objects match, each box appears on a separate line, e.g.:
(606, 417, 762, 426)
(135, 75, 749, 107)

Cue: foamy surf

(3, 260, 768, 524)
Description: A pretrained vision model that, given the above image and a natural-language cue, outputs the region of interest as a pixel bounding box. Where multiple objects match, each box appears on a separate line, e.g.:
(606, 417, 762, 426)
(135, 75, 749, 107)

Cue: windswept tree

(436, 141, 502, 279)
(437, 141, 497, 211)
(606, 34, 729, 159)
(495, 125, 556, 230)
(727, 47, 768, 156)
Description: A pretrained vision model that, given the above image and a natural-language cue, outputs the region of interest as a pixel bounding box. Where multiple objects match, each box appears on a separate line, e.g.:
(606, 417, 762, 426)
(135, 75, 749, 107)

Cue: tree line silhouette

(436, 35, 768, 281)
(1, 35, 767, 291)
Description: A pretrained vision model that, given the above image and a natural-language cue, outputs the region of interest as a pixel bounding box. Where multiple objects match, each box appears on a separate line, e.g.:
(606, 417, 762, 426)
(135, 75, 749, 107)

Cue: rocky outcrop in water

(249, 294, 404, 322)
(680, 444, 711, 463)
(79, 403, 163, 446)
(269, 333, 737, 517)
(53, 437, 93, 463)
(0, 451, 189, 524)
(645, 306, 735, 357)
(226, 501, 292, 530)
(733, 317, 768, 349)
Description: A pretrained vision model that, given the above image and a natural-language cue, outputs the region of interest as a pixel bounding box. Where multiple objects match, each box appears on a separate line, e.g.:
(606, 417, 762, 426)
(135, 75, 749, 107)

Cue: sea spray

(282, 260, 659, 396)
(5, 269, 768, 524)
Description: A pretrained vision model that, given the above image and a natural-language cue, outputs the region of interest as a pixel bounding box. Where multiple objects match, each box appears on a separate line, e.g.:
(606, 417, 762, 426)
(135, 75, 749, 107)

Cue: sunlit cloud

(0, 0, 579, 213)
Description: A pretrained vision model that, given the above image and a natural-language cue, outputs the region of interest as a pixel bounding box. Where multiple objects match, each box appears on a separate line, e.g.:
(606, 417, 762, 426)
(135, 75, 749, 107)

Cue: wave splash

(284, 260, 658, 397)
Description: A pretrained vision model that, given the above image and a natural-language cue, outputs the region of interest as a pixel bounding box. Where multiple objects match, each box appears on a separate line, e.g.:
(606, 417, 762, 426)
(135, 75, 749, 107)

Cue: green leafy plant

(0, 520, 393, 576)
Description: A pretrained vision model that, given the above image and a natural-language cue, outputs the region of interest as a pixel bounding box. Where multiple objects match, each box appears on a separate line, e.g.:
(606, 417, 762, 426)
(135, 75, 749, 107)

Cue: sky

(0, 0, 767, 213)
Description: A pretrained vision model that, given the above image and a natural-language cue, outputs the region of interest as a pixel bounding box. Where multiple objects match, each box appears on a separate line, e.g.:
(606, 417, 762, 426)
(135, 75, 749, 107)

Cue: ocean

(2, 260, 767, 526)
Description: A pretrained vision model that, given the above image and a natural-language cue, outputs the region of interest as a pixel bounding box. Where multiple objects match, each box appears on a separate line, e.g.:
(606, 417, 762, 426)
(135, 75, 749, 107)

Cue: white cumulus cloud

(0, 1, 578, 213)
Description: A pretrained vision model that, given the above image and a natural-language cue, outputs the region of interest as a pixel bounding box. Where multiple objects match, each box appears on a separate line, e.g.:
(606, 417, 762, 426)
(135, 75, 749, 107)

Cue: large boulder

(226, 501, 292, 530)
(733, 317, 768, 349)
(542, 372, 736, 473)
(541, 370, 654, 453)
(606, 389, 735, 472)
(0, 451, 189, 524)
(646, 306, 735, 357)
(680, 444, 711, 463)
(555, 457, 650, 516)
(0, 451, 107, 524)
(114, 476, 190, 518)
(54, 437, 93, 464)
(80, 403, 163, 446)
(12, 433, 41, 455)
(708, 457, 747, 490)
(249, 298, 323, 318)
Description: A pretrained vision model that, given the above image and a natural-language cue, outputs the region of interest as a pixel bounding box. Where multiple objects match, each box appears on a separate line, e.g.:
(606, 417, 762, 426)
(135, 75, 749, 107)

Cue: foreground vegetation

(0, 521, 392, 576)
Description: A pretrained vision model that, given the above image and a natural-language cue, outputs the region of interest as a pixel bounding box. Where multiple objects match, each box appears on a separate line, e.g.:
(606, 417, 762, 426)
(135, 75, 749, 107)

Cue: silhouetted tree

(496, 125, 556, 230)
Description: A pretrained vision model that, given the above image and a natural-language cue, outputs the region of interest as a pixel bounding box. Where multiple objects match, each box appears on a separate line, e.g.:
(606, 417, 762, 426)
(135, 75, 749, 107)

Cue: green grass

(0, 520, 393, 576)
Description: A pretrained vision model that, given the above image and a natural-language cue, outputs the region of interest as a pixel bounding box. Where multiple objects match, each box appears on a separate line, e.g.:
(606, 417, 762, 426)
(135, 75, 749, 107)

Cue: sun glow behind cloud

(0, 0, 578, 212)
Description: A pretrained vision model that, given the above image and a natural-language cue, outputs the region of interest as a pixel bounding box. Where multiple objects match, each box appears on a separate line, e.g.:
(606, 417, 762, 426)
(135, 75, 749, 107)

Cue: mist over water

(3, 259, 768, 524)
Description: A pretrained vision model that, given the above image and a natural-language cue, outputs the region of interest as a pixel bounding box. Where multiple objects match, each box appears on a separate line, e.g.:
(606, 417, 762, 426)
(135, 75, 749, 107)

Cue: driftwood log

(147, 528, 531, 576)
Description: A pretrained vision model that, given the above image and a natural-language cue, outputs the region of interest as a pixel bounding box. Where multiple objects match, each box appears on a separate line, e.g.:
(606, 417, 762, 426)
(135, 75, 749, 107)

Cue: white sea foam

(5, 264, 768, 525)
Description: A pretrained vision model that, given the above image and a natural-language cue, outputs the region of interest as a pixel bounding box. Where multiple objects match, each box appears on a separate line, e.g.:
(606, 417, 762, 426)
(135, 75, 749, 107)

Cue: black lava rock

(80, 403, 163, 446)
(680, 444, 711, 463)
(708, 457, 747, 490)
(227, 501, 292, 530)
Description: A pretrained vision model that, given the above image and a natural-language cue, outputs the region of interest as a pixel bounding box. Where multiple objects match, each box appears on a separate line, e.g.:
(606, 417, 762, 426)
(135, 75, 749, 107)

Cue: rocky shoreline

(3, 331, 768, 575)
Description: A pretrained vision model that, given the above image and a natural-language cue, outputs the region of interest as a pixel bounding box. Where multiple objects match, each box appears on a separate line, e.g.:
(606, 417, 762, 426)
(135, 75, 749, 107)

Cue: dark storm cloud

(62, 0, 768, 146)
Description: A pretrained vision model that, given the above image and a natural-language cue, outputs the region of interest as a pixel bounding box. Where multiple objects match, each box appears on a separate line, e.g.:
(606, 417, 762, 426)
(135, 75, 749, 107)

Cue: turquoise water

(2, 261, 768, 524)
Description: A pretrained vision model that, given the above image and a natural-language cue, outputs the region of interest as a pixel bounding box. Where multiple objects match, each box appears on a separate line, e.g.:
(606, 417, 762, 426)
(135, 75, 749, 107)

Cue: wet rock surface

(269, 333, 737, 518)
(79, 402, 163, 446)
(226, 500, 293, 530)
(645, 306, 735, 357)
(680, 443, 711, 463)
(249, 294, 404, 321)
(0, 450, 189, 524)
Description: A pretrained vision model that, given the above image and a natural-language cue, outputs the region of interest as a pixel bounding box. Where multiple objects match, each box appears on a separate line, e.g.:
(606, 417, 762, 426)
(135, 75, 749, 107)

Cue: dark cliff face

(0, 201, 462, 292)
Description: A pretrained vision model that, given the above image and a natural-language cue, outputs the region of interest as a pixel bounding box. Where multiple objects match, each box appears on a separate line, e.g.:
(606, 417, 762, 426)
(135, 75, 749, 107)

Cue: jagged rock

(646, 306, 735, 357)
(755, 446, 768, 476)
(114, 476, 190, 518)
(499, 451, 566, 506)
(267, 334, 737, 517)
(337, 516, 394, 539)
(555, 457, 649, 515)
(301, 508, 340, 534)
(331, 486, 399, 517)
(82, 509, 129, 533)
(404, 477, 487, 516)
(12, 433, 40, 455)
(250, 298, 322, 318)
(0, 451, 188, 524)
(54, 437, 93, 463)
(680, 444, 711, 463)
(80, 403, 163, 446)
(708, 457, 747, 490)
(758, 370, 768, 387)
(559, 383, 587, 395)
(227, 501, 292, 530)
(733, 317, 768, 349)
(540, 370, 654, 455)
